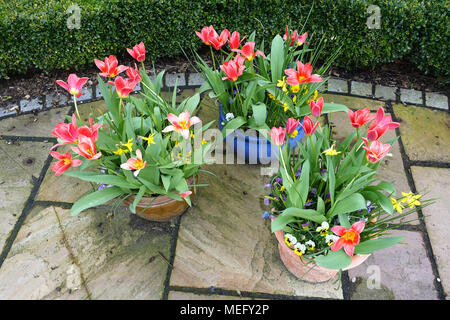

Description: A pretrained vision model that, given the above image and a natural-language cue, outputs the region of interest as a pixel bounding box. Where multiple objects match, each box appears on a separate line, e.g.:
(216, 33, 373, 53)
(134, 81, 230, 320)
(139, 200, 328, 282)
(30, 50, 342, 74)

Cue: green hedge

(0, 0, 448, 81)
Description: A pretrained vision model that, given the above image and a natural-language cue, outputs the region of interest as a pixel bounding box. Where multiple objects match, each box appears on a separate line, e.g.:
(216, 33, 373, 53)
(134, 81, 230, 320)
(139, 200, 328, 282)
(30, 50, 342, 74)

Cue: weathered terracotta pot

(274, 228, 371, 283)
(124, 176, 195, 222)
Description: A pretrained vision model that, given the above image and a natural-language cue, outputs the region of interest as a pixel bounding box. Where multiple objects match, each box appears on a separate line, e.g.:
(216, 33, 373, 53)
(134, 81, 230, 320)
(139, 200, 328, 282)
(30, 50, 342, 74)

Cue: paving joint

(388, 101, 447, 300)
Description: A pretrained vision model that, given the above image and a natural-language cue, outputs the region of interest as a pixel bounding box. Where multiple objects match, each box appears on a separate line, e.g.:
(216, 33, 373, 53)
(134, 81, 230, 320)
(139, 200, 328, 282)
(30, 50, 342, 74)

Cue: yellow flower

(313, 90, 318, 100)
(316, 221, 329, 237)
(289, 130, 298, 139)
(280, 186, 285, 192)
(401, 192, 422, 208)
(190, 131, 195, 139)
(292, 95, 297, 103)
(113, 147, 128, 155)
(268, 93, 275, 100)
(277, 76, 287, 92)
(322, 144, 341, 156)
(391, 198, 404, 213)
(121, 138, 134, 153)
(141, 133, 156, 145)
(291, 85, 300, 93)
(202, 139, 207, 145)
(282, 102, 289, 112)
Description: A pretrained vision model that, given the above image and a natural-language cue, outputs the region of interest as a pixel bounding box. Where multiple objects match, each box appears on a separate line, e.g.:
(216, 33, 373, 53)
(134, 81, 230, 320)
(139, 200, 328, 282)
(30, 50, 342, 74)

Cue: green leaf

(314, 250, 352, 270)
(63, 171, 139, 189)
(221, 116, 246, 138)
(70, 187, 124, 216)
(271, 207, 327, 232)
(251, 102, 267, 126)
(328, 193, 367, 218)
(355, 237, 403, 254)
(270, 35, 285, 82)
(161, 174, 171, 192)
(317, 196, 325, 215)
(130, 186, 147, 214)
(298, 159, 310, 207)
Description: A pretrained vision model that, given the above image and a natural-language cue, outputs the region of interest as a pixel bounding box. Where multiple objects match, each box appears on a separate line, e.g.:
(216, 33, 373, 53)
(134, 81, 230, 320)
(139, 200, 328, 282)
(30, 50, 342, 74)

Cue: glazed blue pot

(218, 106, 306, 164)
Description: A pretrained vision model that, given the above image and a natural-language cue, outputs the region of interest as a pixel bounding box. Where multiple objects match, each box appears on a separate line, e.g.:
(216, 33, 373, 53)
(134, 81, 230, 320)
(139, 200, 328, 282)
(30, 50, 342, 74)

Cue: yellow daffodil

(121, 138, 134, 153)
(289, 130, 298, 139)
(190, 131, 195, 139)
(323, 144, 341, 156)
(141, 133, 156, 145)
(401, 192, 422, 208)
(277, 76, 288, 93)
(280, 186, 285, 192)
(282, 102, 289, 112)
(113, 147, 128, 155)
(292, 95, 297, 103)
(391, 197, 404, 213)
(202, 139, 207, 145)
(291, 85, 300, 93)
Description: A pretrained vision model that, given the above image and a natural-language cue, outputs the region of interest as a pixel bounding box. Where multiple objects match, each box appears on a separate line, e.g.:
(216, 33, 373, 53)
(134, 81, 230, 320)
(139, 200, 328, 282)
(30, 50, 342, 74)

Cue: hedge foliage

(0, 0, 448, 81)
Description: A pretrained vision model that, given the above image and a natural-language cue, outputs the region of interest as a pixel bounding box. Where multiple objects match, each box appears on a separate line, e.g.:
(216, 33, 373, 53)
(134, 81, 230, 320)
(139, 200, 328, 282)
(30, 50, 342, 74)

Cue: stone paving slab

(348, 230, 438, 300)
(169, 291, 256, 300)
(425, 92, 448, 110)
(170, 164, 343, 299)
(55, 205, 173, 299)
(393, 104, 450, 163)
(323, 93, 384, 111)
(0, 106, 70, 137)
(0, 205, 87, 299)
(411, 166, 450, 297)
(0, 140, 53, 251)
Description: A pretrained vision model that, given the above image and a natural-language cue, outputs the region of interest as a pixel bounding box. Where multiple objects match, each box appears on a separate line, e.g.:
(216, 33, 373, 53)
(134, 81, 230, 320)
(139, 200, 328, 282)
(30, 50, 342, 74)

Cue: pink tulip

(114, 76, 138, 99)
(299, 116, 319, 136)
(120, 149, 147, 177)
(286, 118, 300, 136)
(220, 55, 245, 82)
(127, 42, 145, 62)
(361, 137, 391, 163)
(331, 220, 365, 257)
(56, 74, 89, 98)
(284, 61, 323, 86)
(228, 31, 245, 50)
(181, 191, 192, 199)
(209, 29, 229, 50)
(309, 97, 324, 117)
(347, 108, 375, 128)
(126, 64, 142, 83)
(72, 135, 102, 160)
(268, 127, 286, 146)
(49, 151, 82, 176)
(195, 25, 216, 45)
(367, 107, 400, 141)
(162, 110, 201, 140)
(232, 41, 265, 61)
(51, 114, 79, 149)
(77, 118, 102, 142)
(283, 26, 307, 46)
(94, 55, 128, 78)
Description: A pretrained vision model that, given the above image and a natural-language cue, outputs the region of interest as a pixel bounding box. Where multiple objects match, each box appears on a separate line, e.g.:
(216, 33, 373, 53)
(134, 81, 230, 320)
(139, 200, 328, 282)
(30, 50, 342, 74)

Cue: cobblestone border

(1, 73, 449, 121)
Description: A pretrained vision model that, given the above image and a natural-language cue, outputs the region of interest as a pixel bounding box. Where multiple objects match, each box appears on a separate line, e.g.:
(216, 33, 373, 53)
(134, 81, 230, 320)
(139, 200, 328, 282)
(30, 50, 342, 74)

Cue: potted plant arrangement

(49, 43, 214, 221)
(195, 25, 341, 163)
(263, 98, 434, 282)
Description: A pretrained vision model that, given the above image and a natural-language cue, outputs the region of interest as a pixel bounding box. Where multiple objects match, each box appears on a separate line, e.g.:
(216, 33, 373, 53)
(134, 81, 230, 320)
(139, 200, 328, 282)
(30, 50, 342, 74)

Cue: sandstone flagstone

(348, 230, 438, 299)
(55, 205, 172, 299)
(323, 93, 384, 111)
(393, 104, 450, 163)
(0, 205, 87, 299)
(0, 106, 71, 137)
(411, 166, 450, 297)
(169, 291, 256, 300)
(170, 164, 343, 299)
(0, 140, 53, 251)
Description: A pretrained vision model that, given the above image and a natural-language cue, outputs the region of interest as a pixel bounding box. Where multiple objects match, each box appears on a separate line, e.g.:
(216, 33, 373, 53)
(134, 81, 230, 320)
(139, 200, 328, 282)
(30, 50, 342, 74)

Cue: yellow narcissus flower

(121, 138, 134, 152)
(141, 133, 156, 145)
(391, 198, 404, 213)
(113, 147, 128, 156)
(282, 102, 289, 112)
(291, 85, 300, 93)
(401, 192, 422, 208)
(277, 76, 288, 93)
(323, 144, 341, 156)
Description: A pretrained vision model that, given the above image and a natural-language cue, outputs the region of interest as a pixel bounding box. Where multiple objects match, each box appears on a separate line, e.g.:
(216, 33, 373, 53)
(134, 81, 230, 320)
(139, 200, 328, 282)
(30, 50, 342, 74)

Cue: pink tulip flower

(286, 118, 300, 136)
(77, 118, 102, 142)
(72, 135, 102, 160)
(268, 127, 286, 146)
(94, 55, 128, 78)
(309, 97, 324, 117)
(126, 64, 142, 83)
(195, 25, 216, 45)
(331, 220, 365, 257)
(162, 110, 201, 140)
(228, 31, 245, 50)
(220, 55, 245, 82)
(299, 116, 319, 136)
(127, 42, 145, 62)
(283, 26, 307, 46)
(56, 74, 89, 98)
(232, 41, 265, 61)
(209, 29, 229, 50)
(361, 137, 391, 163)
(367, 107, 400, 141)
(49, 151, 82, 176)
(284, 61, 323, 86)
(114, 76, 138, 99)
(51, 114, 79, 149)
(120, 149, 147, 177)
(347, 108, 375, 128)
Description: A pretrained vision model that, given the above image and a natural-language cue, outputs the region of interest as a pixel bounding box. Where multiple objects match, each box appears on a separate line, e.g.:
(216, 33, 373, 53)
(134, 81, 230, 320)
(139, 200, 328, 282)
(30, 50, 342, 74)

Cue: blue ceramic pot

(218, 106, 306, 164)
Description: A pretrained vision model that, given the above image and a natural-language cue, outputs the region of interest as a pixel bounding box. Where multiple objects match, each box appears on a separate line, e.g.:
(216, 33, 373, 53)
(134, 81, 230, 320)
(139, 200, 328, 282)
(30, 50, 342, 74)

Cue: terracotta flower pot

(123, 176, 195, 222)
(273, 228, 370, 283)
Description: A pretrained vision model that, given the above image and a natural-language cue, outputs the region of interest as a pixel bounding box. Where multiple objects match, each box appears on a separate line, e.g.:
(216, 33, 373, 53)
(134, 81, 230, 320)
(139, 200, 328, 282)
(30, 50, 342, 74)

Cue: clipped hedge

(0, 0, 448, 81)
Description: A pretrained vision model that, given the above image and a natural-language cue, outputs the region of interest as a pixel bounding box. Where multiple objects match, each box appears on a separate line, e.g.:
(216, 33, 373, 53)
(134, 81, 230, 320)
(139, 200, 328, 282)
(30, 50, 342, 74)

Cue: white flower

(225, 113, 235, 121)
(305, 240, 315, 249)
(284, 233, 297, 246)
(316, 221, 329, 232)
(325, 235, 340, 246)
(287, 234, 297, 245)
(294, 243, 306, 255)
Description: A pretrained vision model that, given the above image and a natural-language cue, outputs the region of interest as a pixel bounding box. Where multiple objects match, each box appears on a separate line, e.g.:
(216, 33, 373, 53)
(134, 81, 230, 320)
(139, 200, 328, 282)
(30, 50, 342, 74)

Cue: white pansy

(305, 240, 316, 249)
(225, 113, 235, 121)
(325, 234, 340, 246)
(316, 221, 329, 232)
(294, 243, 306, 254)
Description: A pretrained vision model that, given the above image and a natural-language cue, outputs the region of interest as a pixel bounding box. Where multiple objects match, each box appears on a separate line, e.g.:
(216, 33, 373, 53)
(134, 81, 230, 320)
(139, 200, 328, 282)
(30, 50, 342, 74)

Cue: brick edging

(1, 73, 449, 120)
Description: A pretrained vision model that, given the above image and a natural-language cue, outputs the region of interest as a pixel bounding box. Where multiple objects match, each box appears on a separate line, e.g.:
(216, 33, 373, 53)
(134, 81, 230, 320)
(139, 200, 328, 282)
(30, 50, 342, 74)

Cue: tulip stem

(118, 98, 123, 117)
(73, 95, 80, 120)
(141, 61, 146, 74)
(210, 45, 216, 70)
(308, 135, 316, 161)
(234, 82, 243, 110)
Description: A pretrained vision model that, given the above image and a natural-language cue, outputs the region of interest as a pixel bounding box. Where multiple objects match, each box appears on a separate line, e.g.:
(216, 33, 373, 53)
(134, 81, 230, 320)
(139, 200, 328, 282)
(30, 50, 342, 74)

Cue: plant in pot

(195, 25, 341, 163)
(263, 99, 434, 283)
(49, 43, 214, 221)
